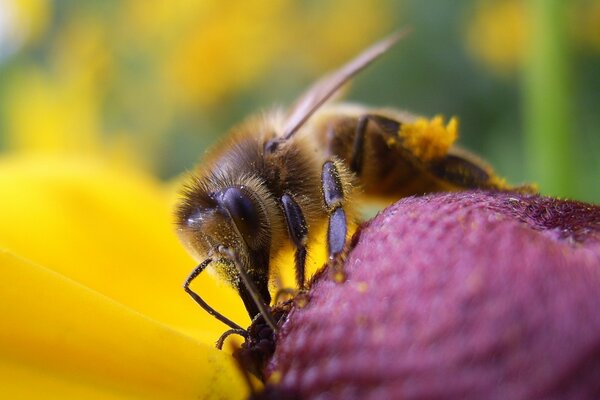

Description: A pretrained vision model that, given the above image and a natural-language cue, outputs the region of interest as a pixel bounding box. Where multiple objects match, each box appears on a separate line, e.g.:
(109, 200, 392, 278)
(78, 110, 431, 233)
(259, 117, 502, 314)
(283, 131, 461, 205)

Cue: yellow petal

(0, 155, 249, 341)
(0, 249, 247, 399)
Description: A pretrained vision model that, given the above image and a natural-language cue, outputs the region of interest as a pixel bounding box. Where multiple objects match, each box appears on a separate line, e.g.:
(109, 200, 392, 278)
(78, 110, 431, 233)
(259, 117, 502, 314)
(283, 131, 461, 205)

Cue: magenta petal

(267, 192, 600, 399)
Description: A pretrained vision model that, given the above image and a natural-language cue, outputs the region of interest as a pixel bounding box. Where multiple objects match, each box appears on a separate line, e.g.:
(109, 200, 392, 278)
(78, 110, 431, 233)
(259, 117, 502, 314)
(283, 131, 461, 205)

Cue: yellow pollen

(399, 115, 459, 161)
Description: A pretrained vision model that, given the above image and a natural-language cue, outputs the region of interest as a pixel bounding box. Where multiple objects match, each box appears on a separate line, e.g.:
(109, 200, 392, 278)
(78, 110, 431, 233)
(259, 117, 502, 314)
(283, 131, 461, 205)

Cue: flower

(0, 155, 251, 398)
(263, 192, 600, 398)
(4, 154, 600, 398)
(1, 0, 394, 176)
(465, 0, 529, 75)
(465, 0, 600, 76)
(0, 3, 397, 396)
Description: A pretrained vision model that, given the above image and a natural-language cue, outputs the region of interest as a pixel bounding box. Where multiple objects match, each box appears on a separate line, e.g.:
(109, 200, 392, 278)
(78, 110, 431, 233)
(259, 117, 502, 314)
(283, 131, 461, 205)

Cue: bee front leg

(219, 246, 279, 333)
(281, 193, 309, 290)
(322, 160, 349, 282)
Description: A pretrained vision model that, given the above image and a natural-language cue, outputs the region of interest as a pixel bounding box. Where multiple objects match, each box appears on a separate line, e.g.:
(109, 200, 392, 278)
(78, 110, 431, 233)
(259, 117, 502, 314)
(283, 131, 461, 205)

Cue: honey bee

(175, 31, 534, 345)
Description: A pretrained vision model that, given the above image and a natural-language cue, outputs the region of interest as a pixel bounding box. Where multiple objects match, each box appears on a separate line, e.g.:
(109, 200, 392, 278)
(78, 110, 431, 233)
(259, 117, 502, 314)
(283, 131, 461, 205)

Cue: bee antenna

(281, 28, 412, 141)
(219, 246, 279, 333)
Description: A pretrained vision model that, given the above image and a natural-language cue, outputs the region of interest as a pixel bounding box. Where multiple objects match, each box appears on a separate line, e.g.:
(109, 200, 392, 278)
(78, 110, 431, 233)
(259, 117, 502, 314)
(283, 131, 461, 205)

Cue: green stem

(523, 0, 575, 197)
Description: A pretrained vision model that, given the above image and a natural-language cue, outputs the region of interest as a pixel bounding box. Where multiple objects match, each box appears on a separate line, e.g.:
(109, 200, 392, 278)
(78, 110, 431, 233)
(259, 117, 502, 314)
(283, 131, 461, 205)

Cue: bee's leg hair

(183, 258, 246, 334)
(280, 193, 309, 289)
(219, 247, 279, 333)
(350, 114, 401, 175)
(322, 161, 348, 261)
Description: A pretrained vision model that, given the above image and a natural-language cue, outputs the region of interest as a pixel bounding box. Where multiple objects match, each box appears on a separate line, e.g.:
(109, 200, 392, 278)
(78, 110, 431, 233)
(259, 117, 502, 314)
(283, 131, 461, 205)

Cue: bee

(175, 31, 535, 346)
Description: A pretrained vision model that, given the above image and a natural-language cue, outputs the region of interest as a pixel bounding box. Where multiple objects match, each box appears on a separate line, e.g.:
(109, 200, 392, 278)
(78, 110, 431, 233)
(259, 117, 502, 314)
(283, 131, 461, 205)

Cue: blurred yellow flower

(465, 0, 529, 75)
(0, 155, 251, 398)
(1, 0, 394, 177)
(5, 67, 102, 153)
(288, 0, 393, 71)
(3, 11, 112, 156)
(159, 0, 292, 107)
(465, 0, 600, 76)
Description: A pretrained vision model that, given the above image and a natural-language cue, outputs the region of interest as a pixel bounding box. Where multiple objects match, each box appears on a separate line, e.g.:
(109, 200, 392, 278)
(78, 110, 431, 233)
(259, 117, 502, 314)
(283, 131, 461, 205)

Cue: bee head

(176, 180, 272, 275)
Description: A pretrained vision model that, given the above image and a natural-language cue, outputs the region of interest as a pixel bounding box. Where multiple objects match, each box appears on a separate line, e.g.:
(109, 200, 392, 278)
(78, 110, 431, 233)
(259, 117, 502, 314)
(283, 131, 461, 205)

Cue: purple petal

(267, 192, 600, 399)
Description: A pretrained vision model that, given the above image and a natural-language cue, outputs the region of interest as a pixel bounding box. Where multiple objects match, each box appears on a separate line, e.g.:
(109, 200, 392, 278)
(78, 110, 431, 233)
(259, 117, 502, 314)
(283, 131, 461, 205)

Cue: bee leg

(183, 258, 245, 332)
(350, 114, 401, 175)
(349, 115, 369, 175)
(281, 193, 309, 289)
(322, 161, 348, 263)
(429, 154, 493, 189)
(219, 247, 279, 333)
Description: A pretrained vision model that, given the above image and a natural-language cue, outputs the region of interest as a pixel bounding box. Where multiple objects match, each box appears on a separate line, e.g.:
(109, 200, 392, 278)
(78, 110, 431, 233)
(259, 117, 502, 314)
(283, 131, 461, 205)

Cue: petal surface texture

(269, 192, 600, 399)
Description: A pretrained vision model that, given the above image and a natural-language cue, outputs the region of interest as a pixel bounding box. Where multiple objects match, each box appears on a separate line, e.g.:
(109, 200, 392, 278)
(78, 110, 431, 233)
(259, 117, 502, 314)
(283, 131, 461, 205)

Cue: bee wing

(282, 29, 410, 140)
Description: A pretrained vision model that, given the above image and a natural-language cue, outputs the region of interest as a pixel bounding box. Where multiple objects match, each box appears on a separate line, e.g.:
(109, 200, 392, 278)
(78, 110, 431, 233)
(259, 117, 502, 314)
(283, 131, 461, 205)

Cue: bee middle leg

(281, 193, 309, 289)
(322, 160, 348, 265)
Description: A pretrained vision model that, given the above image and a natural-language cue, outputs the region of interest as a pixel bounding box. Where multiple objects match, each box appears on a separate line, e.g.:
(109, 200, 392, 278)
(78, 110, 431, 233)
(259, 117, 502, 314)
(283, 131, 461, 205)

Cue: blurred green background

(0, 0, 598, 202)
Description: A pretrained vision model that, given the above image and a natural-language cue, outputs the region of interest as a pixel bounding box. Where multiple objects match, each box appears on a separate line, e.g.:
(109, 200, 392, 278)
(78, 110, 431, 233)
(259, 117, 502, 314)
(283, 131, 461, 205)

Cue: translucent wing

(282, 29, 410, 140)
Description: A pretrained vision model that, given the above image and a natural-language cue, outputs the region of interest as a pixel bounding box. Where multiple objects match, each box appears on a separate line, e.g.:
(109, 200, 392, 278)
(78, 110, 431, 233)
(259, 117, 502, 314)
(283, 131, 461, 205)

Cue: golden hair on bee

(175, 30, 535, 346)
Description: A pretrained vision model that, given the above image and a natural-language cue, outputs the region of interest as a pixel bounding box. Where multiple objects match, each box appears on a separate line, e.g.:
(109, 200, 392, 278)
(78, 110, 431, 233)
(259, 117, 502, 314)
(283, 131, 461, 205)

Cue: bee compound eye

(183, 207, 206, 228)
(217, 187, 262, 245)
